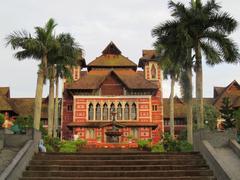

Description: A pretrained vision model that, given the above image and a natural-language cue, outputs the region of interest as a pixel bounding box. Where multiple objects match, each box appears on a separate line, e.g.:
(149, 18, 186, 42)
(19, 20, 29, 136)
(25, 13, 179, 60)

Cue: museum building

(61, 42, 163, 146)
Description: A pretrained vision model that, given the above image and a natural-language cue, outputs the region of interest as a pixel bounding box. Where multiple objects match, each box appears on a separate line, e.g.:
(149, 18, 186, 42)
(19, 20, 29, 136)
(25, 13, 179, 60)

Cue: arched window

(88, 103, 94, 120)
(117, 103, 122, 120)
(124, 103, 130, 120)
(103, 103, 108, 120)
(151, 64, 157, 79)
(110, 103, 115, 120)
(95, 103, 101, 120)
(86, 128, 95, 139)
(131, 103, 137, 120)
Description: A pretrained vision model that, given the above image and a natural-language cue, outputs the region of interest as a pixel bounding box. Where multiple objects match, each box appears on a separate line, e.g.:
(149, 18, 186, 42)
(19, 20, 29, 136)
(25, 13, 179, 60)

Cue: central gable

(100, 72, 125, 96)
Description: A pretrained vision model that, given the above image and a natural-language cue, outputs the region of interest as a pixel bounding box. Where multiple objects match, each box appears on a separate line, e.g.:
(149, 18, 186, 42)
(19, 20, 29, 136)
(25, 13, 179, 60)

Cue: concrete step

(29, 159, 206, 166)
(34, 154, 203, 160)
(40, 152, 201, 155)
(26, 164, 210, 171)
(22, 170, 213, 177)
(20, 176, 217, 180)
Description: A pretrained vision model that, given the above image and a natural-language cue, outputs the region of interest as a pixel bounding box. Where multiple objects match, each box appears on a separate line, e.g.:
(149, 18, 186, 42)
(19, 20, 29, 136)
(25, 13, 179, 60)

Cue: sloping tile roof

(138, 50, 159, 68)
(0, 87, 10, 97)
(88, 54, 137, 68)
(163, 97, 214, 119)
(0, 96, 13, 111)
(66, 69, 158, 90)
(87, 42, 137, 69)
(213, 80, 240, 109)
(114, 69, 158, 90)
(214, 87, 225, 98)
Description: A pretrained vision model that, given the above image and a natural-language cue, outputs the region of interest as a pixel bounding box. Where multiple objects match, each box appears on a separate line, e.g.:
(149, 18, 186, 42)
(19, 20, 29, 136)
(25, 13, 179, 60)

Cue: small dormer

(138, 50, 161, 81)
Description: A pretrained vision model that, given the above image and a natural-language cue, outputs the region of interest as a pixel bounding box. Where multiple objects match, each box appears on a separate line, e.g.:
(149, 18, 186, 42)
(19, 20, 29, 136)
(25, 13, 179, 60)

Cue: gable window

(103, 103, 108, 120)
(96, 103, 101, 120)
(110, 103, 115, 120)
(124, 103, 130, 120)
(131, 103, 137, 120)
(88, 103, 94, 120)
(151, 64, 157, 79)
(117, 103, 122, 120)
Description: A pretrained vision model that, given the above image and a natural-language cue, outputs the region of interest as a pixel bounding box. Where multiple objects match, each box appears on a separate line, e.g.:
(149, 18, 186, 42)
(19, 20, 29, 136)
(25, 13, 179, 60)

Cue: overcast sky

(0, 0, 239, 98)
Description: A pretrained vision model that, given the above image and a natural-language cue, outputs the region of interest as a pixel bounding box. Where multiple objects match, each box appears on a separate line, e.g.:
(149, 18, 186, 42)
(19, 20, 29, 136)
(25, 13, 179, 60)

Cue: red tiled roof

(87, 42, 137, 69)
(66, 69, 158, 90)
(138, 50, 159, 68)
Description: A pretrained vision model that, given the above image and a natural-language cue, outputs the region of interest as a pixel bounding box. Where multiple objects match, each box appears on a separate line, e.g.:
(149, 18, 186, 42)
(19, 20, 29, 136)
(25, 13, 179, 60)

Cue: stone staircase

(20, 151, 216, 180)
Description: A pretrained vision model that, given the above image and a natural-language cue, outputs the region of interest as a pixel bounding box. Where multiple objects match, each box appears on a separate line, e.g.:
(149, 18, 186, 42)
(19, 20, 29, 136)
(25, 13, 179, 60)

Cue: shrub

(44, 136, 61, 152)
(151, 143, 165, 153)
(59, 141, 77, 153)
(14, 116, 33, 133)
(137, 139, 151, 150)
(45, 144, 54, 152)
(177, 140, 193, 152)
(162, 133, 180, 152)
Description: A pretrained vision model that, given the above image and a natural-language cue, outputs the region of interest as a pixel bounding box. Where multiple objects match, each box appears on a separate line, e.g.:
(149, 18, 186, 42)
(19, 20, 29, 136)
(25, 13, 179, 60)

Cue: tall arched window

(103, 103, 108, 120)
(110, 103, 115, 120)
(88, 103, 94, 120)
(151, 64, 157, 79)
(117, 103, 122, 120)
(95, 103, 101, 120)
(131, 103, 137, 120)
(124, 103, 130, 120)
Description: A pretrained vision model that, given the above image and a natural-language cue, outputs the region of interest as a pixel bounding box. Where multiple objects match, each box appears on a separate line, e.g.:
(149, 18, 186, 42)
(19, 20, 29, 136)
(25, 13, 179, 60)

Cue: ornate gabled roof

(138, 50, 159, 68)
(0, 96, 13, 111)
(87, 42, 137, 69)
(213, 80, 240, 109)
(65, 69, 158, 90)
(102, 41, 121, 55)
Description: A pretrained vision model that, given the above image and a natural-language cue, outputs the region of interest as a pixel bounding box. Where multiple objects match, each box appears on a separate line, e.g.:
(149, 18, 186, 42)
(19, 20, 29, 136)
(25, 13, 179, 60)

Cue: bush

(14, 116, 33, 133)
(137, 139, 151, 150)
(59, 141, 77, 153)
(44, 136, 61, 152)
(151, 143, 165, 153)
(59, 139, 87, 153)
(162, 133, 180, 152)
(177, 140, 193, 152)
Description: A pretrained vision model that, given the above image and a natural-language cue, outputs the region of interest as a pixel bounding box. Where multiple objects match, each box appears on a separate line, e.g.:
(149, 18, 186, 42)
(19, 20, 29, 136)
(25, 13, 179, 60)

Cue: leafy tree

(168, 0, 239, 129)
(220, 97, 235, 129)
(6, 19, 58, 130)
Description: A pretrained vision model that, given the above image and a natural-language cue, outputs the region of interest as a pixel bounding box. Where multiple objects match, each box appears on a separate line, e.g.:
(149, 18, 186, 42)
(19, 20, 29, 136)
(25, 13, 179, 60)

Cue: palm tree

(6, 18, 58, 130)
(169, 0, 239, 129)
(153, 44, 181, 138)
(152, 22, 194, 143)
(47, 33, 82, 137)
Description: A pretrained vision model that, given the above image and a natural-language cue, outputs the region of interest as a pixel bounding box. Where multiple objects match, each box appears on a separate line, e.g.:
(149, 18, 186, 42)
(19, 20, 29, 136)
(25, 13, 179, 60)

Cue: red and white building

(61, 42, 163, 146)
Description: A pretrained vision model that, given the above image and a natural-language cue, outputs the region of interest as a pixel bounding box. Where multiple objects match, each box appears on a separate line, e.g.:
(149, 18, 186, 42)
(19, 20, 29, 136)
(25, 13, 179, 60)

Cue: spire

(102, 41, 121, 55)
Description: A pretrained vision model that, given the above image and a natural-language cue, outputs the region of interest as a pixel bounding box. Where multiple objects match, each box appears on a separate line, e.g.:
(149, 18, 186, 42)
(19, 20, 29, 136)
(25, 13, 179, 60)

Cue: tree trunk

(170, 76, 175, 138)
(33, 55, 47, 130)
(53, 76, 59, 138)
(195, 42, 204, 129)
(186, 66, 193, 144)
(48, 66, 55, 137)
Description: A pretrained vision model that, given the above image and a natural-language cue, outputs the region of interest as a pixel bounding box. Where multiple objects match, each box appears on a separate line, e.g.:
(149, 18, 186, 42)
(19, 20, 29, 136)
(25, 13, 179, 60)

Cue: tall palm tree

(47, 33, 82, 137)
(153, 44, 180, 138)
(6, 18, 58, 130)
(169, 0, 239, 129)
(152, 22, 194, 143)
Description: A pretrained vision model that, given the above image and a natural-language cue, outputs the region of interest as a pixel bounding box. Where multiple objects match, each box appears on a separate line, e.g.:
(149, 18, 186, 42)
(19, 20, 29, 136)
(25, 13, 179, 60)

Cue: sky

(0, 0, 239, 98)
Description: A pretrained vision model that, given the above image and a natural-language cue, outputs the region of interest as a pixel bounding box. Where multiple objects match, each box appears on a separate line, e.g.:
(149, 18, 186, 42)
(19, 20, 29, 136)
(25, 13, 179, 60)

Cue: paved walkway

(0, 147, 19, 174)
(215, 146, 240, 179)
